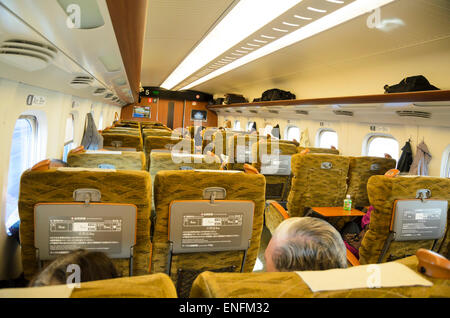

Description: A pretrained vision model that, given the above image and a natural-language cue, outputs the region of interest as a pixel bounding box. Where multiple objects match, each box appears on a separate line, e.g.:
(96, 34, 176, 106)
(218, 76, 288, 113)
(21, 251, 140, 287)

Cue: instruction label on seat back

(169, 201, 254, 254)
(34, 203, 137, 260)
(181, 213, 243, 249)
(393, 200, 447, 241)
(48, 216, 122, 255)
(261, 154, 292, 175)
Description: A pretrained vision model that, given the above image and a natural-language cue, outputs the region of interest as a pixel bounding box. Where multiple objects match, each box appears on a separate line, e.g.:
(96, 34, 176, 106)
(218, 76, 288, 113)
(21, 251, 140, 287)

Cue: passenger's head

(265, 217, 347, 272)
(29, 249, 119, 287)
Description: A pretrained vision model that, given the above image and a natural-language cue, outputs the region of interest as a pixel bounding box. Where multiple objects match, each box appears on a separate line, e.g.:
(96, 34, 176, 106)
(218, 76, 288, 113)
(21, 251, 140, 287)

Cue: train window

(366, 135, 399, 161)
(234, 120, 241, 130)
(441, 145, 450, 177)
(5, 116, 38, 234)
(286, 126, 300, 141)
(263, 124, 273, 136)
(317, 129, 338, 149)
(62, 114, 75, 161)
(247, 121, 256, 132)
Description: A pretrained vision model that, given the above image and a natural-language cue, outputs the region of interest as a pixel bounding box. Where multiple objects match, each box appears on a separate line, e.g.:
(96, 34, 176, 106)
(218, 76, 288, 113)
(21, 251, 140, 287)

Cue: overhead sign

(26, 95, 46, 106)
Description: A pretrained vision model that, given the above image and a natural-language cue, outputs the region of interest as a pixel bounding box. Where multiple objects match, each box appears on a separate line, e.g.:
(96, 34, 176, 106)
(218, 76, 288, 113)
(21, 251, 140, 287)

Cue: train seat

(251, 140, 298, 202)
(297, 146, 340, 155)
(144, 135, 193, 170)
(18, 163, 152, 280)
(190, 255, 449, 298)
(0, 273, 177, 298)
(67, 148, 146, 170)
(149, 152, 221, 211)
(207, 130, 236, 157)
(142, 128, 173, 139)
(360, 175, 450, 264)
(265, 153, 350, 234)
(102, 131, 143, 151)
(346, 156, 397, 208)
(226, 134, 259, 171)
(151, 169, 266, 297)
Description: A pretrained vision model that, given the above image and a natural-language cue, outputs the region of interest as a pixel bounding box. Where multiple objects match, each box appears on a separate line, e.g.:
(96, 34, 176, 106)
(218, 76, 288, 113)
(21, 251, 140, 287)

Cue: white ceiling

(140, 0, 450, 97)
(0, 0, 132, 105)
(141, 0, 236, 87)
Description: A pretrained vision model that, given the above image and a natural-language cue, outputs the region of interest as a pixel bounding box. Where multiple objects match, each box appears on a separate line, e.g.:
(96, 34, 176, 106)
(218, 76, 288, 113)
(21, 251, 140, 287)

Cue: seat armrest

(267, 200, 289, 220)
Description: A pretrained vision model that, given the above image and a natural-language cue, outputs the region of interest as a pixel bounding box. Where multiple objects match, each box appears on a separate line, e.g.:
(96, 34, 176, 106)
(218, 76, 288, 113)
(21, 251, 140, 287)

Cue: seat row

(18, 162, 266, 297)
(3, 255, 449, 298)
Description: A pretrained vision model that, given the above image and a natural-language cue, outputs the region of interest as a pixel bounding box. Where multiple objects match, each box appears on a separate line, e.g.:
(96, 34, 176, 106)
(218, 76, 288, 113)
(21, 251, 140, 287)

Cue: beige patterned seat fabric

(264, 153, 350, 233)
(346, 156, 397, 208)
(144, 136, 193, 170)
(19, 168, 152, 280)
(226, 134, 259, 171)
(286, 153, 350, 217)
(67, 151, 146, 170)
(190, 256, 450, 298)
(297, 146, 340, 155)
(360, 175, 450, 264)
(151, 170, 266, 296)
(71, 273, 177, 298)
(251, 140, 298, 202)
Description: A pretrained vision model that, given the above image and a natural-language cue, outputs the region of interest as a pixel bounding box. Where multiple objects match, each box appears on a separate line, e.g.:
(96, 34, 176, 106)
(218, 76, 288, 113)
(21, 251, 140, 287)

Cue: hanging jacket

(397, 140, 413, 172)
(409, 141, 432, 176)
(271, 124, 281, 139)
(81, 113, 103, 150)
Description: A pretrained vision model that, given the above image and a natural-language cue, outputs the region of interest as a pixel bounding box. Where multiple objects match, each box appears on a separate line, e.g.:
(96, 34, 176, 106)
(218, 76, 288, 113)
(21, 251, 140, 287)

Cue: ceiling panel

(140, 0, 449, 98)
(141, 0, 235, 86)
(192, 0, 450, 96)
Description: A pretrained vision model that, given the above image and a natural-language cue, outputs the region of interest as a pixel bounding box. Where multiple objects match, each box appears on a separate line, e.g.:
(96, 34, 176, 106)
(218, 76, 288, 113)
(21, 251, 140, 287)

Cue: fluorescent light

(272, 27, 289, 33)
(247, 43, 260, 47)
(181, 0, 396, 90)
(327, 0, 345, 3)
(261, 34, 276, 39)
(283, 21, 300, 27)
(254, 39, 268, 43)
(307, 7, 327, 13)
(294, 15, 312, 20)
(160, 0, 304, 89)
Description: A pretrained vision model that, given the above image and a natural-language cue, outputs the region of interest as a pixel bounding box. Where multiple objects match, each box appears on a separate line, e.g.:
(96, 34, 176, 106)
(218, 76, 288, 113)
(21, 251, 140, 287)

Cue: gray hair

(271, 217, 347, 271)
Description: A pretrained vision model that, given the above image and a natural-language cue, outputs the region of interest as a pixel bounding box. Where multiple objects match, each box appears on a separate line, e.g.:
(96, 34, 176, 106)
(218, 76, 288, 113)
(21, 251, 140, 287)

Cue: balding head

(265, 217, 347, 272)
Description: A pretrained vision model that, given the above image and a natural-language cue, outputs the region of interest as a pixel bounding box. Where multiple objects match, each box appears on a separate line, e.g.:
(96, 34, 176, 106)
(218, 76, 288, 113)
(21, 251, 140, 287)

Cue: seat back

(70, 273, 177, 298)
(346, 157, 397, 208)
(152, 170, 265, 297)
(149, 152, 221, 211)
(144, 135, 193, 170)
(67, 150, 146, 170)
(287, 153, 350, 217)
(190, 256, 449, 298)
(209, 130, 236, 157)
(252, 140, 298, 201)
(19, 166, 152, 279)
(297, 146, 340, 155)
(226, 134, 259, 171)
(102, 132, 143, 151)
(142, 128, 172, 139)
(360, 175, 450, 264)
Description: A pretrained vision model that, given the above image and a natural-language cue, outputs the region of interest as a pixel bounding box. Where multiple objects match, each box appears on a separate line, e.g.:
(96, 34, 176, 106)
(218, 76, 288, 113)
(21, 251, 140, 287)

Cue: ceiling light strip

(160, 0, 304, 89)
(181, 0, 396, 90)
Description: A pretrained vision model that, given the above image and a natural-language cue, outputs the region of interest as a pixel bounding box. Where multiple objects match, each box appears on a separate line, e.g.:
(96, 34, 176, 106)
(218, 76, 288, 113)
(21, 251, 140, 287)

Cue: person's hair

(270, 217, 347, 271)
(29, 249, 119, 287)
